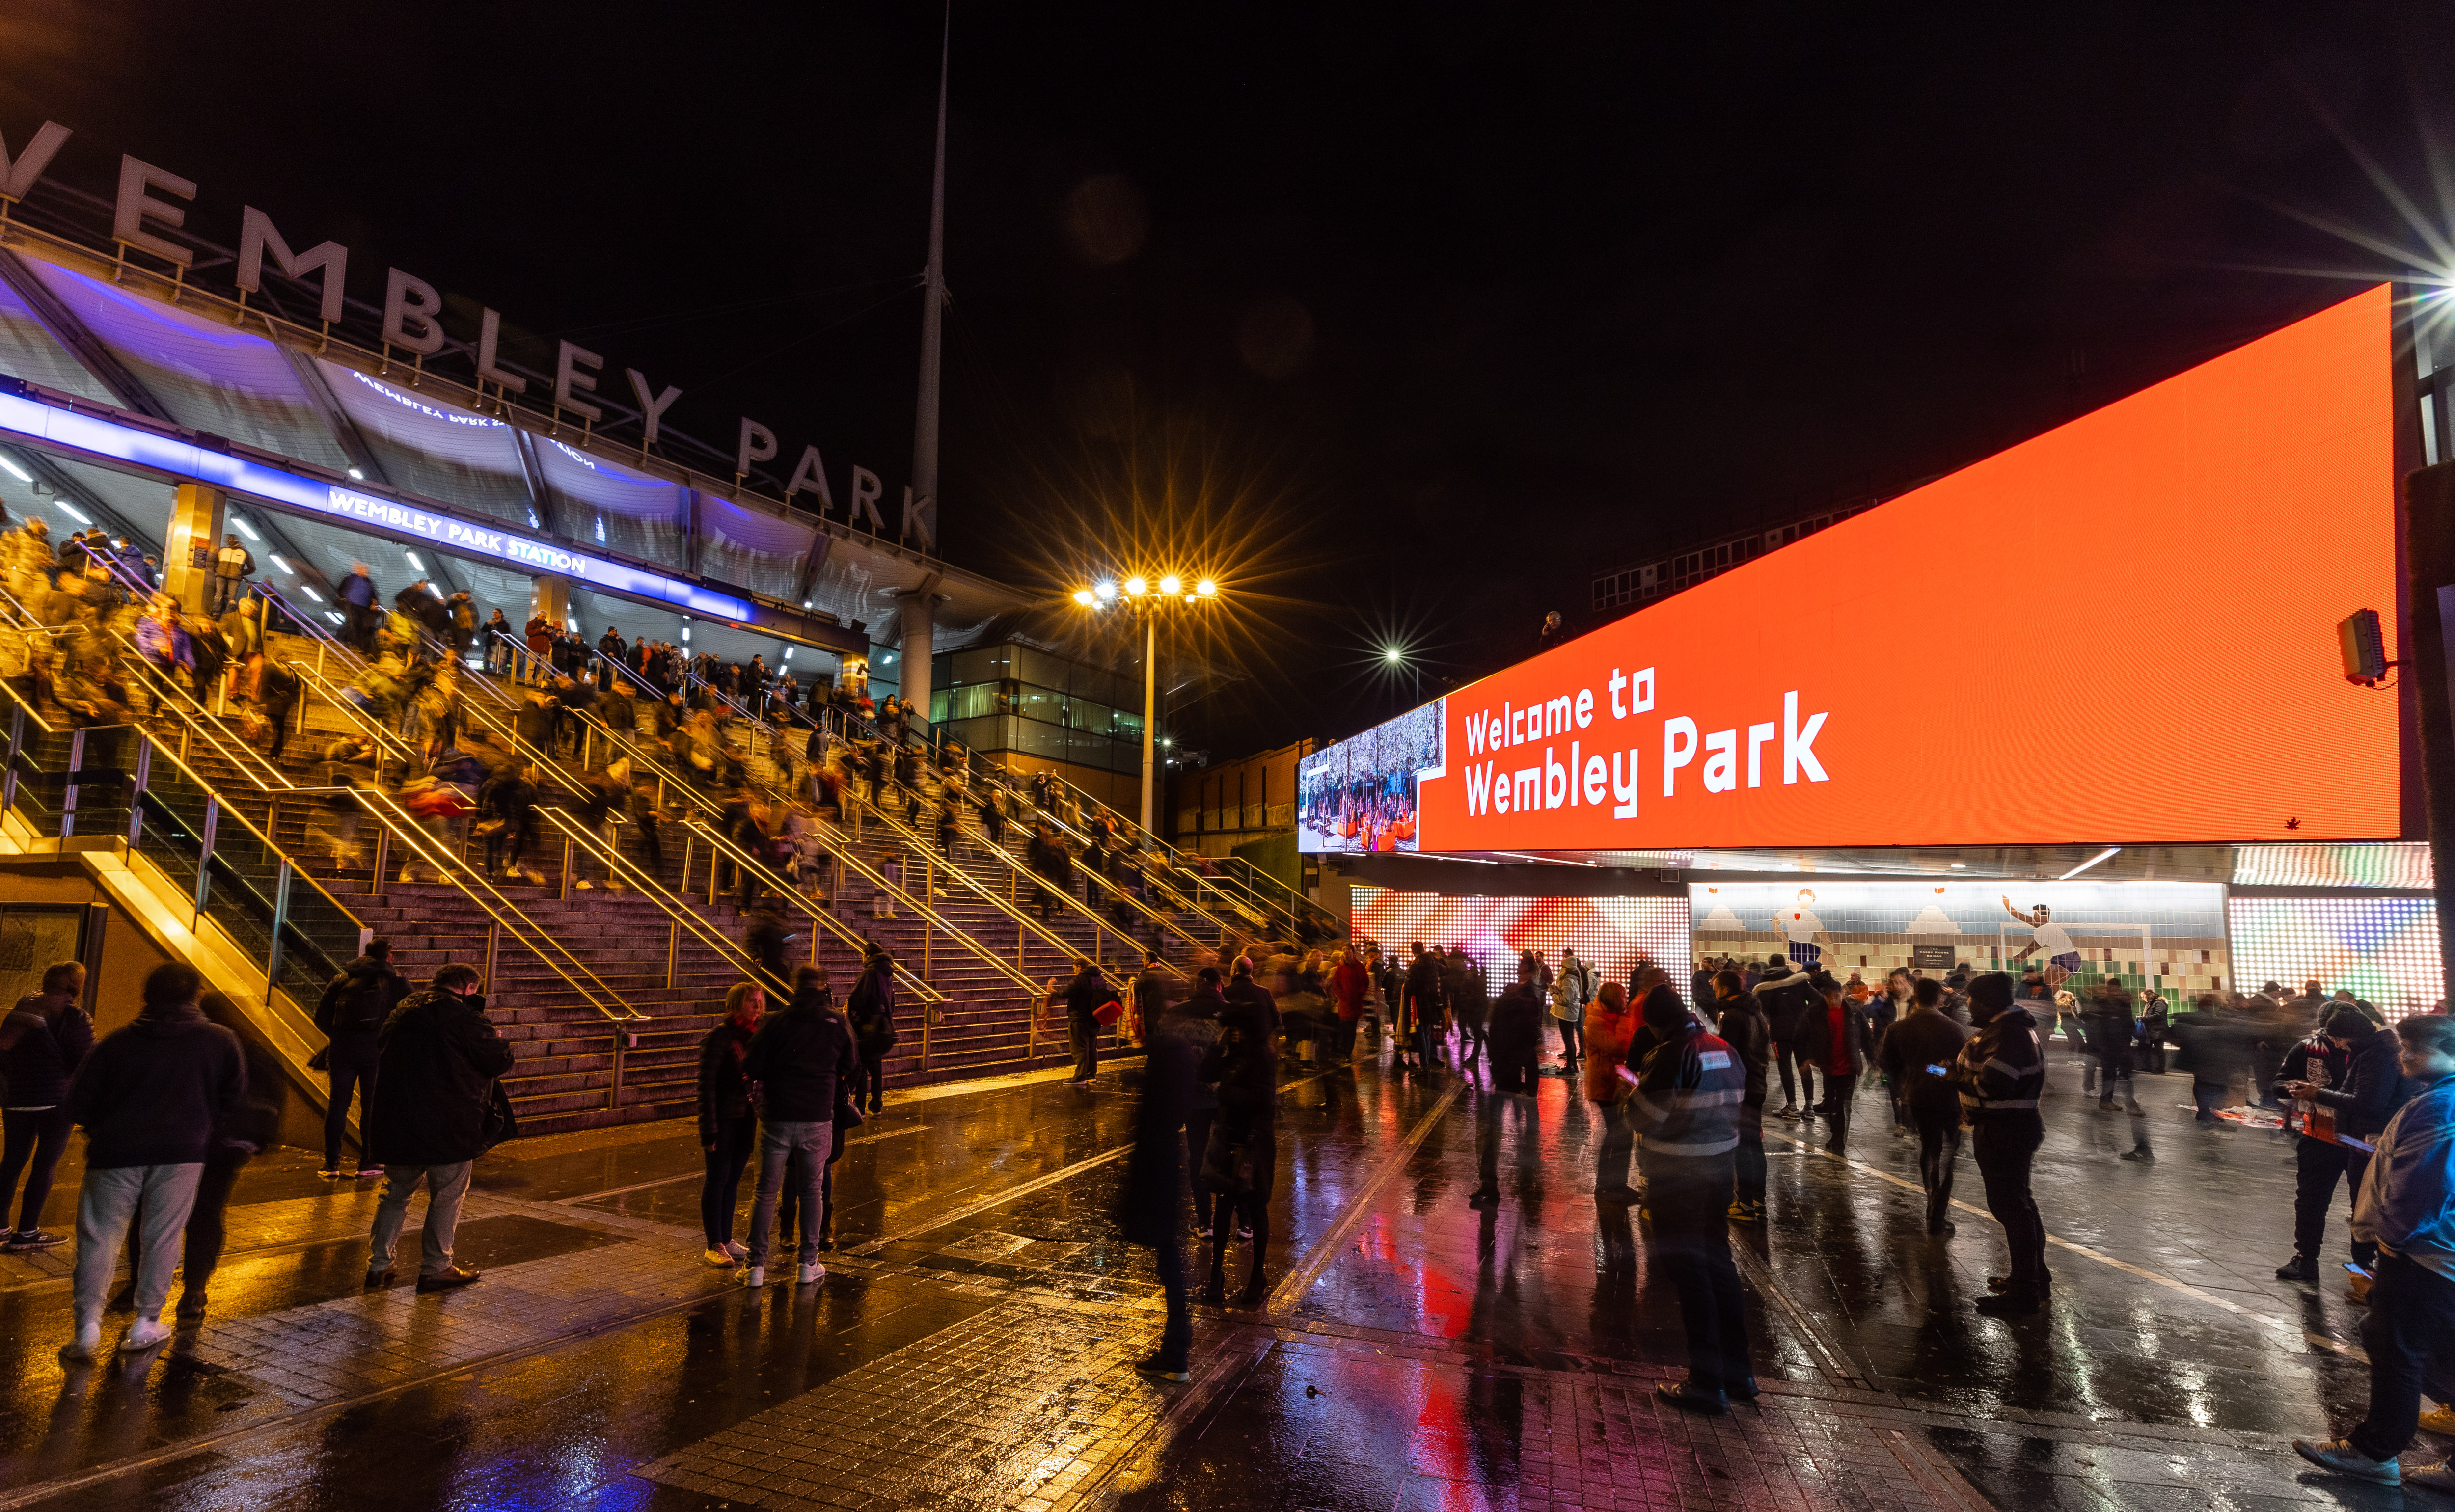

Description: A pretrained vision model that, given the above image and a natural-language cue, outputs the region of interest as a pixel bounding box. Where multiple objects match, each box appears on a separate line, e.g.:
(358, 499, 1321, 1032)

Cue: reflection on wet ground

(0, 1039, 2420, 1510)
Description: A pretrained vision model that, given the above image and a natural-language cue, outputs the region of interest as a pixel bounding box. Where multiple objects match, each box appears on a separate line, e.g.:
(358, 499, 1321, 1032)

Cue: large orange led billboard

(1325, 285, 2402, 853)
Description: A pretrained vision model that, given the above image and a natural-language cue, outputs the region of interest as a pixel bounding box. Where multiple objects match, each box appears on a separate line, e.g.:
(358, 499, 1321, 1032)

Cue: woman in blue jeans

(695, 982, 764, 1266)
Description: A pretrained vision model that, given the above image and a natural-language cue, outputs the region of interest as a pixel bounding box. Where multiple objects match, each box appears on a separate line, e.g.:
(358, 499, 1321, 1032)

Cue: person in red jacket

(1329, 945, 1370, 1061)
(1583, 980, 1642, 1203)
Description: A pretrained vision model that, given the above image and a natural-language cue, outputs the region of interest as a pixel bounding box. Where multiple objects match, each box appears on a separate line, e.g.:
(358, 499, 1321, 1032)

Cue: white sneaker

(743, 1265, 766, 1288)
(702, 1246, 735, 1267)
(575, 880, 595, 890)
(59, 1312, 101, 1361)
(797, 1261, 826, 1285)
(725, 1240, 749, 1262)
(121, 1316, 173, 1353)
(397, 866, 417, 882)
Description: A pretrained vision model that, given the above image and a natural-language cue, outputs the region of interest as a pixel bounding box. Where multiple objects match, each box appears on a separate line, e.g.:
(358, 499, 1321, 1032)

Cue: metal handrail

(104, 644, 649, 1036)
(650, 814, 961, 1003)
(0, 667, 364, 1006)
(559, 700, 1046, 998)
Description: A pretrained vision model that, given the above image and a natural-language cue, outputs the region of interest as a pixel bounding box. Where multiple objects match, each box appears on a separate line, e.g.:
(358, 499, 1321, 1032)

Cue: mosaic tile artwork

(1690, 879, 2232, 996)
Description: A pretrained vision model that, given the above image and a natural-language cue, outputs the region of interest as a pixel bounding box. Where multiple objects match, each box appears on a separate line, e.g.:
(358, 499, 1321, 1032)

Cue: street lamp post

(1070, 573, 1218, 837)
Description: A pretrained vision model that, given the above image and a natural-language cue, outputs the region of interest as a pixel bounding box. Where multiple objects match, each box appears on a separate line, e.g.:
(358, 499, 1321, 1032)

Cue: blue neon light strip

(0, 390, 752, 621)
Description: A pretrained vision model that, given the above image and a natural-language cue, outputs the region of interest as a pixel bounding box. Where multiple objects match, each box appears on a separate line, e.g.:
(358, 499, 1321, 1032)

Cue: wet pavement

(0, 1039, 2428, 1511)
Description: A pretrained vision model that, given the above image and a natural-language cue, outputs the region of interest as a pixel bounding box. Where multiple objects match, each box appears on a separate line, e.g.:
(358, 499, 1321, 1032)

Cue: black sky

(3, 1, 2451, 761)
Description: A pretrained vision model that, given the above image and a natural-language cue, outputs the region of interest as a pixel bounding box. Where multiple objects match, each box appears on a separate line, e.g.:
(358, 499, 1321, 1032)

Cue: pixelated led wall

(1346, 886, 1691, 989)
(2228, 896, 2444, 1019)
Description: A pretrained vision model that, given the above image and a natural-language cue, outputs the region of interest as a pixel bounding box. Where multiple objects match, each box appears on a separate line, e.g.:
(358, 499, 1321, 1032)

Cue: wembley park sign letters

(0, 120, 934, 551)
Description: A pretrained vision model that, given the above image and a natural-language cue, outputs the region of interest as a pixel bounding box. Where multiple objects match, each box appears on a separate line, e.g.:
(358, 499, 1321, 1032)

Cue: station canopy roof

(0, 188, 1034, 658)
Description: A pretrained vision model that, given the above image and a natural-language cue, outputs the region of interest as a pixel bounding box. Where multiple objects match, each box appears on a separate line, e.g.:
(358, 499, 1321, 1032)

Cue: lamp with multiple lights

(1066, 570, 1224, 834)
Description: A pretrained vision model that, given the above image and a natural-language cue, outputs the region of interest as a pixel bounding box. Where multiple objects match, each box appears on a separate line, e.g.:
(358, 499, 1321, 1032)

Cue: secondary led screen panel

(2228, 895, 2443, 1019)
(1347, 885, 1690, 996)
(1296, 700, 1445, 855)
(1341, 286, 2398, 853)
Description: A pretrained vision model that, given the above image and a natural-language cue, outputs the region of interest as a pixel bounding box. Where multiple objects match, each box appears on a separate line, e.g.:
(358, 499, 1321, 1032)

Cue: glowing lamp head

(1072, 589, 1095, 607)
(1196, 579, 1217, 597)
(1093, 581, 1118, 602)
(1385, 647, 1403, 664)
(1124, 576, 1148, 598)
(1159, 574, 1182, 595)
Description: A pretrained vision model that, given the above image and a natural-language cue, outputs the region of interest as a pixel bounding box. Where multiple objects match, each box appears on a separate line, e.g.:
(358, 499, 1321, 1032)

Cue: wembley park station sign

(1300, 285, 2403, 855)
(0, 121, 934, 550)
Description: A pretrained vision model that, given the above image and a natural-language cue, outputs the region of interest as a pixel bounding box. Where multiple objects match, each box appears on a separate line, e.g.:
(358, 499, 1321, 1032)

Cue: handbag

(1094, 997, 1124, 1028)
(1200, 1126, 1256, 1194)
(476, 1080, 519, 1155)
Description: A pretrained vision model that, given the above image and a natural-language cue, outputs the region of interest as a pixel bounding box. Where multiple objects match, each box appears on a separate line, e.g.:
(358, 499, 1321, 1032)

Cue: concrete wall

(1173, 739, 1312, 852)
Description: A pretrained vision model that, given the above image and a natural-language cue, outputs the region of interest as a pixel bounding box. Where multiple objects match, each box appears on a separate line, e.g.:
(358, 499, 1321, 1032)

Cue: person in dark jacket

(1629, 983, 1752, 1413)
(1125, 973, 1208, 1382)
(1199, 982, 1280, 1308)
(0, 960, 92, 1252)
(1167, 973, 1228, 1234)
(118, 991, 284, 1322)
(2294, 1012, 2455, 1489)
(316, 940, 407, 1178)
(1878, 978, 1972, 1236)
(364, 963, 513, 1294)
(845, 952, 899, 1113)
(1056, 958, 1109, 1087)
(2169, 994, 2240, 1123)
(2268, 1016, 2356, 1282)
(1403, 943, 1445, 1072)
(744, 908, 793, 996)
(2283, 1010, 2421, 1281)
(1711, 969, 1771, 1222)
(59, 962, 245, 1360)
(1794, 971, 1870, 1155)
(1471, 966, 1548, 1208)
(740, 966, 859, 1288)
(1755, 959, 1821, 1124)
(696, 981, 764, 1266)
(1954, 973, 2048, 1315)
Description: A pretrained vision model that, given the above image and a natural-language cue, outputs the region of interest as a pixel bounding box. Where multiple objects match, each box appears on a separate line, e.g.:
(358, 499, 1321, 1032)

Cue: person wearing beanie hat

(1952, 972, 2050, 1315)
(2280, 1008, 2425, 1283)
(1627, 981, 1753, 1414)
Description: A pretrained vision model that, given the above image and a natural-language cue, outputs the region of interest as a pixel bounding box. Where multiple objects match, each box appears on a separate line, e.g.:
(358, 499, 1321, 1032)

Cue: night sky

(3, 2, 2449, 762)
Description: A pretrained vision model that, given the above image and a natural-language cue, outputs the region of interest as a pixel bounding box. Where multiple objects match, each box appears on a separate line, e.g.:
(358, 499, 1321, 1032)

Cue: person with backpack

(364, 963, 514, 1294)
(1879, 977, 1972, 1236)
(316, 939, 408, 1179)
(845, 951, 899, 1114)
(1549, 948, 1594, 1073)
(0, 960, 94, 1252)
